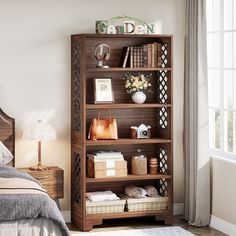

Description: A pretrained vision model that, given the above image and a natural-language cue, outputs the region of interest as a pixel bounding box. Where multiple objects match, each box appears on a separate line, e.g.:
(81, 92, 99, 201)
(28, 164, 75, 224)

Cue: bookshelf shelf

(71, 34, 173, 231)
(85, 138, 172, 146)
(86, 67, 172, 73)
(86, 103, 171, 109)
(86, 174, 171, 183)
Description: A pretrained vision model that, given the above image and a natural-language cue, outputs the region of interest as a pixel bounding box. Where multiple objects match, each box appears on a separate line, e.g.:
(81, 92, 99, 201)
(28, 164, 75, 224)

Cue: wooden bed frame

(0, 108, 15, 166)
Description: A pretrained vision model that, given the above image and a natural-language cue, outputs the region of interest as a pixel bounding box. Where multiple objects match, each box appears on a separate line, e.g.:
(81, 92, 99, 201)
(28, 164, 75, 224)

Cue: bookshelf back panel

(86, 108, 171, 139)
(86, 71, 171, 104)
(86, 143, 171, 175)
(85, 36, 172, 69)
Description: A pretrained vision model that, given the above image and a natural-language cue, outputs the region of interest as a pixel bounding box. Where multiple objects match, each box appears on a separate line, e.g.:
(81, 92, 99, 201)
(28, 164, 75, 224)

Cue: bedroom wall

(211, 158, 236, 225)
(0, 0, 185, 211)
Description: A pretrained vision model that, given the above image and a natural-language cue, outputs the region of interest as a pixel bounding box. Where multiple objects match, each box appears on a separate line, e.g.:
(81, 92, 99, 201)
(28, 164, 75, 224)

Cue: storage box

(124, 196, 168, 212)
(86, 199, 126, 214)
(87, 158, 127, 178)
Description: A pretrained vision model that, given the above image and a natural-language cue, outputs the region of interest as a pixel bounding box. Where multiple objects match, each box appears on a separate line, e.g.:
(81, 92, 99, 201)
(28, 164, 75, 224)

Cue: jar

(149, 158, 158, 174)
(131, 149, 147, 175)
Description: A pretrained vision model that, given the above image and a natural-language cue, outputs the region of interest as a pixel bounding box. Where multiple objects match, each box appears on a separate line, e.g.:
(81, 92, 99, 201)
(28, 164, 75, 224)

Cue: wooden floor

(68, 216, 227, 236)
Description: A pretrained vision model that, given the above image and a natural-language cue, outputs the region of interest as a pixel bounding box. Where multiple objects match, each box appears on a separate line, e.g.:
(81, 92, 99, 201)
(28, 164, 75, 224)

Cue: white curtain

(184, 0, 210, 226)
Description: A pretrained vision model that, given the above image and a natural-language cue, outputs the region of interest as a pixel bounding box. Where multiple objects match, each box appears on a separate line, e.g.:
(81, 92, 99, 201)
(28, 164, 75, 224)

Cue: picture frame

(94, 77, 114, 104)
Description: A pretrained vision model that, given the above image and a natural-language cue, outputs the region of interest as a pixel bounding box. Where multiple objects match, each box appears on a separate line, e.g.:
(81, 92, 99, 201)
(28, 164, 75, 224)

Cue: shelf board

(86, 209, 169, 220)
(86, 174, 171, 183)
(85, 138, 171, 146)
(86, 67, 172, 73)
(86, 103, 171, 109)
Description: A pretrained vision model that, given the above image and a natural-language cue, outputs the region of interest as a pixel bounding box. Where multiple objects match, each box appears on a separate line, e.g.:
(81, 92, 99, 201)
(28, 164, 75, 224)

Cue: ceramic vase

(132, 91, 146, 104)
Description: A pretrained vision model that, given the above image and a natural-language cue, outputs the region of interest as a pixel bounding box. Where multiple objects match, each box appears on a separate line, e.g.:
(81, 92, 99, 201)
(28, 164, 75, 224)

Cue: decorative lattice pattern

(159, 148, 168, 174)
(73, 152, 81, 204)
(159, 179, 168, 197)
(161, 43, 168, 68)
(72, 41, 81, 131)
(158, 107, 168, 129)
(157, 70, 168, 104)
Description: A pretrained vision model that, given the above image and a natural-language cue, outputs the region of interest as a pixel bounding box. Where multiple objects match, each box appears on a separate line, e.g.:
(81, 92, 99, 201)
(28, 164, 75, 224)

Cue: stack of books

(120, 42, 163, 68)
(87, 151, 127, 178)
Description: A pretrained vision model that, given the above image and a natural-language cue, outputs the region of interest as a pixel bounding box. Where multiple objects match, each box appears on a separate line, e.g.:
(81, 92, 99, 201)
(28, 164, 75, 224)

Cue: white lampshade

(23, 120, 57, 141)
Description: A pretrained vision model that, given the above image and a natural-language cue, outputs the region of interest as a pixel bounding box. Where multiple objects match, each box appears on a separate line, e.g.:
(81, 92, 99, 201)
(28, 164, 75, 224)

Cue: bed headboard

(0, 108, 15, 166)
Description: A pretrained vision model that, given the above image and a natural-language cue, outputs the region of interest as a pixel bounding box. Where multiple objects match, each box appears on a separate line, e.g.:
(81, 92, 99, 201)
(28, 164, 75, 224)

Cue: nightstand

(19, 166, 64, 199)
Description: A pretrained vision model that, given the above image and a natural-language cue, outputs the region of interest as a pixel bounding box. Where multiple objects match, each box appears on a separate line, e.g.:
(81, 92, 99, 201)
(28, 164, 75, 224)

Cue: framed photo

(94, 78, 114, 104)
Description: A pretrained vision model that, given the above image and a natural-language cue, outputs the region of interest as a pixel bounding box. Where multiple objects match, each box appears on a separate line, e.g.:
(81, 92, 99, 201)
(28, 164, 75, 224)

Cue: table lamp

(23, 120, 57, 171)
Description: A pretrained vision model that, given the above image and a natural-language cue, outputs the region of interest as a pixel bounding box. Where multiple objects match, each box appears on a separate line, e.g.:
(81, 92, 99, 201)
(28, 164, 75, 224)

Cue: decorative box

(87, 158, 127, 178)
(86, 199, 126, 214)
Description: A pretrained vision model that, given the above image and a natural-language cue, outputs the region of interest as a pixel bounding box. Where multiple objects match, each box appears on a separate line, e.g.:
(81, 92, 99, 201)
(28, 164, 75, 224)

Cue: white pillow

(0, 141, 13, 165)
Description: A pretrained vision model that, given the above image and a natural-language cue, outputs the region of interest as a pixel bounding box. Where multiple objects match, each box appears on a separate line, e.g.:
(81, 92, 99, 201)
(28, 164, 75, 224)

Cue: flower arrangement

(123, 73, 152, 94)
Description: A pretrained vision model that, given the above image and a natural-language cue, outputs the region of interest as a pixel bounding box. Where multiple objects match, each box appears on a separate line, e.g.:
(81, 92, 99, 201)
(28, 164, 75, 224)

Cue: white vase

(132, 91, 146, 104)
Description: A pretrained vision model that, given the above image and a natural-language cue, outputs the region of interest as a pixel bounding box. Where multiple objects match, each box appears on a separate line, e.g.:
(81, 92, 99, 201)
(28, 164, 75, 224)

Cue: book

(143, 44, 148, 68)
(147, 44, 152, 68)
(157, 43, 162, 67)
(122, 47, 130, 68)
(130, 46, 133, 68)
(136, 46, 143, 68)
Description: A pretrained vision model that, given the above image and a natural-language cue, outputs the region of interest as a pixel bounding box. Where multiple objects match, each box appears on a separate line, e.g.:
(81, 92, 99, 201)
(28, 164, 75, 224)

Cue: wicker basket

(86, 199, 126, 214)
(125, 196, 168, 212)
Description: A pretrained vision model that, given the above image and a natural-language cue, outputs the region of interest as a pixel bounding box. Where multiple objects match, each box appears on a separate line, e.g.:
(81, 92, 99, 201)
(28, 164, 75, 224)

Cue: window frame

(207, 0, 236, 160)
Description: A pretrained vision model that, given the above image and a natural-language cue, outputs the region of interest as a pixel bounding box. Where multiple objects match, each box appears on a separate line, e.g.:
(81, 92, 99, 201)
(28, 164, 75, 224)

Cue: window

(207, 0, 236, 159)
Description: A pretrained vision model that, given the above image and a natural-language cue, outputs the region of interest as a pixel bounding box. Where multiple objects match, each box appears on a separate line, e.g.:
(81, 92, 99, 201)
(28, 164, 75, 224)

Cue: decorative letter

(107, 25, 117, 34)
(124, 21, 135, 34)
(135, 25, 146, 34)
(146, 24, 156, 34)
(96, 21, 107, 34)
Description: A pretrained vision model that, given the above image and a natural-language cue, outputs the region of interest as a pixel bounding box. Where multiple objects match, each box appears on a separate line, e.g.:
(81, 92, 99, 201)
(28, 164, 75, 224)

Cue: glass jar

(131, 149, 147, 175)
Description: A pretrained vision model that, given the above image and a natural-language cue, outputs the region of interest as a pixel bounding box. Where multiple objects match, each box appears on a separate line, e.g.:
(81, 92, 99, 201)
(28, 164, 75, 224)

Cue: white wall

(0, 0, 185, 210)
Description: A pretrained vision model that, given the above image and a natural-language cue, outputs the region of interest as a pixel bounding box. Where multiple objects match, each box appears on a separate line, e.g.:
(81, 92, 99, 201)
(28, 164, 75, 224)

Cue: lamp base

(30, 164, 48, 171)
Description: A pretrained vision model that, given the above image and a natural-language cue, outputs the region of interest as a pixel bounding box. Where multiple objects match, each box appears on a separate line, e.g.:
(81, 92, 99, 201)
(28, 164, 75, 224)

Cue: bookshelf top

(71, 34, 173, 39)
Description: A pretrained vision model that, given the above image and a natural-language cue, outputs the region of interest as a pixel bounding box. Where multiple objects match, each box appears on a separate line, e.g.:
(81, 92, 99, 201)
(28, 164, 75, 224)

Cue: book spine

(151, 43, 155, 68)
(147, 44, 152, 68)
(143, 44, 148, 68)
(138, 46, 143, 68)
(122, 46, 130, 68)
(157, 43, 162, 67)
(154, 42, 158, 68)
(130, 46, 133, 68)
(133, 47, 137, 68)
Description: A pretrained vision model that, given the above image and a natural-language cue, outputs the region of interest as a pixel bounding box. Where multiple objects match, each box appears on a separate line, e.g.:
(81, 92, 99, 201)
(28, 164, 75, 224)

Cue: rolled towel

(125, 185, 147, 198)
(143, 185, 158, 197)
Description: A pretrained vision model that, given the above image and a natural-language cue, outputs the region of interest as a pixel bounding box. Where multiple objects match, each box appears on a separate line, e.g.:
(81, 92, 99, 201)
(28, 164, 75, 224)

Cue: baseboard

(210, 215, 236, 235)
(173, 203, 184, 216)
(62, 203, 184, 223)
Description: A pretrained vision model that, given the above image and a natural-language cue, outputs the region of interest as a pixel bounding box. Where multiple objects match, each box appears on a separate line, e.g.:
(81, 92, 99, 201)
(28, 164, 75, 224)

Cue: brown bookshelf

(71, 34, 173, 231)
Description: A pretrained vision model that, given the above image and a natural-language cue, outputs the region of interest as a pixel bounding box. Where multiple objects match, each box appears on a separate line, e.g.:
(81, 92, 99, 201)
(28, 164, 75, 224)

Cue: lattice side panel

(157, 148, 168, 197)
(72, 41, 81, 131)
(157, 70, 168, 104)
(161, 43, 168, 68)
(158, 179, 168, 197)
(158, 107, 168, 129)
(73, 152, 81, 204)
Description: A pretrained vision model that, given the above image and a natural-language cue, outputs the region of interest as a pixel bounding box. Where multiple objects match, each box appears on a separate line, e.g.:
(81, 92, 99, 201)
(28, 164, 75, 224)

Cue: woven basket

(86, 199, 126, 214)
(125, 196, 168, 212)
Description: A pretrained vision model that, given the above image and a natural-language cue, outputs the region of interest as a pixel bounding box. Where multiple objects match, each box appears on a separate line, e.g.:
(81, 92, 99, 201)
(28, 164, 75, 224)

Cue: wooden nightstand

(19, 166, 64, 199)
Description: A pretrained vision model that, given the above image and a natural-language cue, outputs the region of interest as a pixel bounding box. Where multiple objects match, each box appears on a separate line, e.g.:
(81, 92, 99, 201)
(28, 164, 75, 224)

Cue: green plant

(123, 73, 152, 94)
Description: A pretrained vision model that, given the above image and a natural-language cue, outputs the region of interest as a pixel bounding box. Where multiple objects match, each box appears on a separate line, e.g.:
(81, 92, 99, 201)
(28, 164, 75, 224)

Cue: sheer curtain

(184, 0, 210, 226)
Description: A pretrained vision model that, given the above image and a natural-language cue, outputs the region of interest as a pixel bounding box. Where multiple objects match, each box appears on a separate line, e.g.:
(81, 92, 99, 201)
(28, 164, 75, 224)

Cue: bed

(0, 108, 70, 236)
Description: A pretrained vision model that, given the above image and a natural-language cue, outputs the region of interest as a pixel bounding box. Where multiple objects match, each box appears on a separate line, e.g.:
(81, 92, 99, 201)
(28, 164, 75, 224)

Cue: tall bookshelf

(71, 34, 173, 231)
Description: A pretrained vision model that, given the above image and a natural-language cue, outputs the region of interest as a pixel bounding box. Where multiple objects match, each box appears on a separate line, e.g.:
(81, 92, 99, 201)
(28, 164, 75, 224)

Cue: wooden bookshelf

(71, 34, 173, 231)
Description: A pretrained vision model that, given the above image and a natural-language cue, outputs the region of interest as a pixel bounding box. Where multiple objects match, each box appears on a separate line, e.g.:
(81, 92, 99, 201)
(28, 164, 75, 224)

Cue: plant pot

(132, 91, 146, 104)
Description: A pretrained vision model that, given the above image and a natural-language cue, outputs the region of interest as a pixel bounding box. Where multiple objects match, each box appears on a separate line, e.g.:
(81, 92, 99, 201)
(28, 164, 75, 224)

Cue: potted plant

(123, 73, 152, 104)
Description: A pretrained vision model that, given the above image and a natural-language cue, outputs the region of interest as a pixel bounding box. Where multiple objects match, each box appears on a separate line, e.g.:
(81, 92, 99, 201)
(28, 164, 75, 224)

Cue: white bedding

(0, 218, 63, 236)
